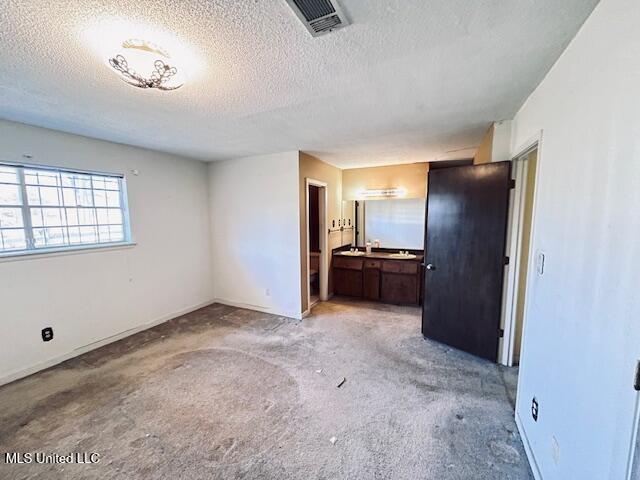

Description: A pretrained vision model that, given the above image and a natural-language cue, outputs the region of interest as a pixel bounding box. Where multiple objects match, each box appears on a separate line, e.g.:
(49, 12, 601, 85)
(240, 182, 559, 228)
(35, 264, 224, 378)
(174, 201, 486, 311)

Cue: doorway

(305, 179, 328, 311)
(500, 147, 539, 366)
(308, 184, 320, 306)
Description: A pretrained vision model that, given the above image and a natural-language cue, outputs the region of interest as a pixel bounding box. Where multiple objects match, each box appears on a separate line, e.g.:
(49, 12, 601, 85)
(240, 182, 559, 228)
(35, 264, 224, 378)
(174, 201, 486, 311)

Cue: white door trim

(305, 178, 328, 312)
(499, 130, 543, 366)
(627, 394, 640, 479)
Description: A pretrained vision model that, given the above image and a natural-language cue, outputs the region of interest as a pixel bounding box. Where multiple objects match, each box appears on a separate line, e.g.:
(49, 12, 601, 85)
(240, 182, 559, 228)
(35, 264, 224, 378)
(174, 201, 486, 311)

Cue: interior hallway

(0, 300, 532, 479)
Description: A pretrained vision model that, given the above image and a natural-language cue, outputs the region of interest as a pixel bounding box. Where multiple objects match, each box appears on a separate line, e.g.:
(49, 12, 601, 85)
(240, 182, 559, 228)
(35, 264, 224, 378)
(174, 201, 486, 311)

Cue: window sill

(0, 242, 137, 263)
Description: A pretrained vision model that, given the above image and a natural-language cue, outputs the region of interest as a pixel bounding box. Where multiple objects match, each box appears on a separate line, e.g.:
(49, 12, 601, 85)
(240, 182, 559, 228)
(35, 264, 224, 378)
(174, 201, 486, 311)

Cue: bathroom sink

(341, 250, 365, 256)
(389, 253, 417, 259)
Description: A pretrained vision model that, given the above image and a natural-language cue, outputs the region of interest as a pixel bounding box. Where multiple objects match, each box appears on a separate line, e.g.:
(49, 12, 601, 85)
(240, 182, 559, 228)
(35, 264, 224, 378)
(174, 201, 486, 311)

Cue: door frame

(629, 396, 640, 479)
(498, 130, 542, 367)
(499, 132, 542, 366)
(305, 178, 328, 313)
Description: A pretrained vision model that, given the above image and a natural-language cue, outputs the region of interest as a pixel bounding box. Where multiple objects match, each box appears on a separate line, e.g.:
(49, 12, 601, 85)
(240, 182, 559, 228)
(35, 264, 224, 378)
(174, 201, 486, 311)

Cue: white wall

(0, 120, 214, 385)
(491, 120, 513, 163)
(511, 1, 640, 478)
(209, 152, 302, 318)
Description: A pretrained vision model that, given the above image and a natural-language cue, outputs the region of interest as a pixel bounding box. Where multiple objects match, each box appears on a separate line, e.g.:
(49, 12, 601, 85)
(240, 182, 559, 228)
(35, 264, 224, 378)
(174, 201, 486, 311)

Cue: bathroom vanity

(332, 250, 424, 305)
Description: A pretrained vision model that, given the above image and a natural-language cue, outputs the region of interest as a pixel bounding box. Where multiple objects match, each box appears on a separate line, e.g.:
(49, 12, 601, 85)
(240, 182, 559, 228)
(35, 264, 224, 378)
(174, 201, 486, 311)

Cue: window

(0, 163, 131, 255)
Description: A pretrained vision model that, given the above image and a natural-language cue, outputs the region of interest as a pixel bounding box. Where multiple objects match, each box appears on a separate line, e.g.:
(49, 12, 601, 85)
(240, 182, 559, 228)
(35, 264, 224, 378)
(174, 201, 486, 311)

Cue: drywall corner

(299, 152, 344, 312)
(491, 120, 513, 162)
(209, 151, 302, 318)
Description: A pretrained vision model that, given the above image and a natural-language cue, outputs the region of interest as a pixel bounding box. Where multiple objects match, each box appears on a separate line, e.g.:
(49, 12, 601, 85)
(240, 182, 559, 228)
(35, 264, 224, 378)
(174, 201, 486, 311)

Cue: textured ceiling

(0, 0, 598, 167)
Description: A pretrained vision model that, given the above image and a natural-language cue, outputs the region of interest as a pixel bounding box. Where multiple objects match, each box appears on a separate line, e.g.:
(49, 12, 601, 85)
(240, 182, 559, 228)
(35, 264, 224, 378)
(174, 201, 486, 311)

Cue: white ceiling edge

(0, 118, 209, 164)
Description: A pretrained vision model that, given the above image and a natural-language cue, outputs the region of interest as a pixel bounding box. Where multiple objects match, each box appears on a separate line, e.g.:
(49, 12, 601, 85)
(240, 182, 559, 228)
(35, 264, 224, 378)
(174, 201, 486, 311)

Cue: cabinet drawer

(364, 259, 382, 269)
(333, 256, 364, 270)
(382, 260, 418, 274)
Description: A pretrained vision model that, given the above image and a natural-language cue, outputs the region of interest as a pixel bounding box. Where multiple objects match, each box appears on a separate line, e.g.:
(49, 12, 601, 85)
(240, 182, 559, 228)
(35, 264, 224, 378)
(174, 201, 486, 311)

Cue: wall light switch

(551, 436, 560, 465)
(536, 252, 546, 276)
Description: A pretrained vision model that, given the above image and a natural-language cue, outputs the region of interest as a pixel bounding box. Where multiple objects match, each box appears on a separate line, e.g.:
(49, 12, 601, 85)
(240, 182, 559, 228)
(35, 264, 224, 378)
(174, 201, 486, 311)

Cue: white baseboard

(516, 411, 542, 480)
(213, 298, 303, 320)
(0, 299, 215, 387)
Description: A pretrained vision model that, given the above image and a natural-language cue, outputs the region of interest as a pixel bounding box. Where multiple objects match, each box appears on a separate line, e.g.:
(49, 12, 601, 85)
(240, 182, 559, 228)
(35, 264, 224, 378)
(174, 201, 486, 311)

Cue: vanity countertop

(337, 251, 424, 261)
(332, 249, 424, 305)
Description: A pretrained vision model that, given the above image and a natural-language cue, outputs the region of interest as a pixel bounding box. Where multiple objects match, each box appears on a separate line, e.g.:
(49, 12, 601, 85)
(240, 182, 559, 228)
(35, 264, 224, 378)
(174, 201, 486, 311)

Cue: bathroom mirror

(353, 198, 425, 250)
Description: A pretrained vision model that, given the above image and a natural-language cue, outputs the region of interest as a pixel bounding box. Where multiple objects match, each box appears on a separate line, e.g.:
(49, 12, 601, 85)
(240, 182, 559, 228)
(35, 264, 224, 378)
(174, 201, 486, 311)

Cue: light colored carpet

(0, 298, 533, 479)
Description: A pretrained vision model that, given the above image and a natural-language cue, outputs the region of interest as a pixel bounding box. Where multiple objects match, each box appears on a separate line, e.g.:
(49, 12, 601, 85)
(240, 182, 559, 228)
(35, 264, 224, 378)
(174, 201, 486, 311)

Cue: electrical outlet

(41, 327, 53, 342)
(531, 397, 539, 421)
(265, 288, 270, 297)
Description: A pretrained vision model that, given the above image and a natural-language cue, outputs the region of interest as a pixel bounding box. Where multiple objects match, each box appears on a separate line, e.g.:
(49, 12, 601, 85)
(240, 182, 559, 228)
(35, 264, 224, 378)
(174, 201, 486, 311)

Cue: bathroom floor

(0, 298, 532, 479)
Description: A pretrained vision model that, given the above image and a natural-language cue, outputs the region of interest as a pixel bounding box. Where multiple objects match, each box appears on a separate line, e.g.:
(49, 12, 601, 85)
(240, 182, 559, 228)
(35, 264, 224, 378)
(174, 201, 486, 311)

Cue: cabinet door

(381, 273, 418, 304)
(363, 268, 380, 300)
(333, 268, 363, 297)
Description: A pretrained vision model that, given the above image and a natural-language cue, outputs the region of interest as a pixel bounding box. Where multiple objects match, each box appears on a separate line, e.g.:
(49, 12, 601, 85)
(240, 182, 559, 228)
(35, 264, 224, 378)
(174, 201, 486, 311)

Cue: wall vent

(285, 0, 350, 37)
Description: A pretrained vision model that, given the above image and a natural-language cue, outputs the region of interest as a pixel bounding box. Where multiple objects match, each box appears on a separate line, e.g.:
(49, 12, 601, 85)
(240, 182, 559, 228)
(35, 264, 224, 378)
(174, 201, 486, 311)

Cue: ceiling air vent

(285, 0, 350, 37)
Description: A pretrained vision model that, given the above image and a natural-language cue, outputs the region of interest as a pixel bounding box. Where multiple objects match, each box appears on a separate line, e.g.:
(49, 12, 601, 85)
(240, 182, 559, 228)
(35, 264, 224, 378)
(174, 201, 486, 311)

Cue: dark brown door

(422, 162, 511, 361)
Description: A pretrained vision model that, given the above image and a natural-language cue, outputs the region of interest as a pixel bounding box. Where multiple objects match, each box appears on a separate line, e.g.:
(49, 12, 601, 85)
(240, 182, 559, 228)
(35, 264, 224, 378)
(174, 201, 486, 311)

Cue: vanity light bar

(360, 188, 407, 198)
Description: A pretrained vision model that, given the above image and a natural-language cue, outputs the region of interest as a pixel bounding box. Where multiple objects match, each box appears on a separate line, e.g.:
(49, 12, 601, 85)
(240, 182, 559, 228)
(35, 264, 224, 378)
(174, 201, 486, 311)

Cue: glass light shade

(109, 38, 185, 90)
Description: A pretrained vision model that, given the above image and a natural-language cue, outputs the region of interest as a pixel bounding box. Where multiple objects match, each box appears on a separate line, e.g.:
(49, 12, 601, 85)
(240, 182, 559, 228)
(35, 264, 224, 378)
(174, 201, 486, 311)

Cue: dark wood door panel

(363, 268, 380, 300)
(333, 268, 363, 297)
(422, 162, 511, 361)
(381, 273, 418, 304)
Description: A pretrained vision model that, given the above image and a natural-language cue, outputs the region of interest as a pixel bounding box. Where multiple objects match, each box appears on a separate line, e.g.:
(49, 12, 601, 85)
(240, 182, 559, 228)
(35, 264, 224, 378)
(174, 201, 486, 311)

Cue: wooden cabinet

(380, 269, 419, 304)
(333, 257, 364, 297)
(364, 259, 382, 269)
(382, 261, 418, 275)
(333, 257, 364, 270)
(363, 267, 380, 300)
(332, 254, 422, 305)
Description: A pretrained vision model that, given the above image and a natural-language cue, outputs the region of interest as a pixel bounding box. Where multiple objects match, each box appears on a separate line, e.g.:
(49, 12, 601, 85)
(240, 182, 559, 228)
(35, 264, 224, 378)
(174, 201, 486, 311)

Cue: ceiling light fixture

(359, 188, 407, 198)
(108, 39, 183, 91)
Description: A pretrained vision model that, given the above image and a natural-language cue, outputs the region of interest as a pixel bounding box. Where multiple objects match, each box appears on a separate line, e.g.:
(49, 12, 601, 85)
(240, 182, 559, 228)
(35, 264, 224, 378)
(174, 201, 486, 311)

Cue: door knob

(426, 263, 435, 270)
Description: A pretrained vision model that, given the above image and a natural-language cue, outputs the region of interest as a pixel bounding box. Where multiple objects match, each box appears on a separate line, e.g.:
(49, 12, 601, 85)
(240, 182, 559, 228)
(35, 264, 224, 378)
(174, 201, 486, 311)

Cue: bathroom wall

(342, 163, 429, 200)
(474, 121, 513, 164)
(299, 152, 347, 313)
